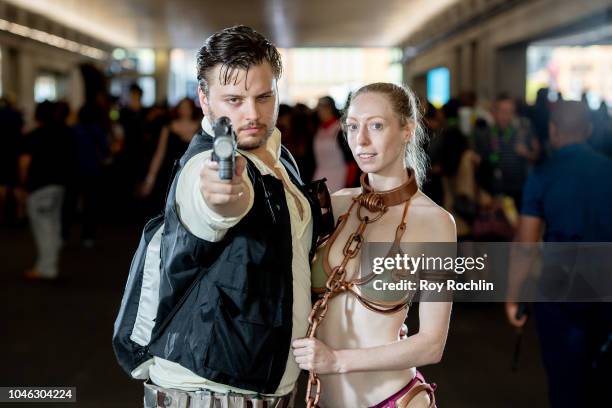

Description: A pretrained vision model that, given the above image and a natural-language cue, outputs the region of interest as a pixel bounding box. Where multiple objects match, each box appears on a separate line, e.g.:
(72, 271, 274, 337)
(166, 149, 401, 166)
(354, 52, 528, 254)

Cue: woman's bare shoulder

(410, 191, 457, 242)
(332, 187, 361, 197)
(331, 188, 360, 217)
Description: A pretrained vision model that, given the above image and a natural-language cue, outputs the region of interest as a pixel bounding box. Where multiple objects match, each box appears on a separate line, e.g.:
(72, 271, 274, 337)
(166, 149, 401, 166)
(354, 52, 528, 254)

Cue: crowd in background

(422, 89, 612, 241)
(0, 84, 611, 279)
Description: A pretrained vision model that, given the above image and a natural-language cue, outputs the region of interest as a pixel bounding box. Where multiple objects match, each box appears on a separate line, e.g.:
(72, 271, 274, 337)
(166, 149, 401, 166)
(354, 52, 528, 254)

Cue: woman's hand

(291, 337, 342, 374)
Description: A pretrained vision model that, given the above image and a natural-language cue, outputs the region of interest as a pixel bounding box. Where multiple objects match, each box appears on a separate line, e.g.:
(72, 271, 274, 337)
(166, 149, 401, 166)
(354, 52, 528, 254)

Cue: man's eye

(227, 98, 241, 104)
(258, 94, 272, 101)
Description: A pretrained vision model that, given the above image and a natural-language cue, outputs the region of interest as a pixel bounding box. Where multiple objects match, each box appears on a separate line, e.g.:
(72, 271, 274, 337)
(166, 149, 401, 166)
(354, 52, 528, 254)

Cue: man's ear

(197, 86, 209, 117)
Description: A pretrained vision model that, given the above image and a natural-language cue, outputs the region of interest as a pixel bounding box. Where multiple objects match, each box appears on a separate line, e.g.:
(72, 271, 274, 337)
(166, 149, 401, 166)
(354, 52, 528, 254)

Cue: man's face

(493, 99, 515, 129)
(198, 62, 278, 150)
(129, 90, 142, 108)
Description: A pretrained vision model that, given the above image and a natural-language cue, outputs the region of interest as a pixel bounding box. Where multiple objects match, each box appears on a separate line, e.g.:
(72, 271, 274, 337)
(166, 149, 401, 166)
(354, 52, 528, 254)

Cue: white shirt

(148, 118, 312, 396)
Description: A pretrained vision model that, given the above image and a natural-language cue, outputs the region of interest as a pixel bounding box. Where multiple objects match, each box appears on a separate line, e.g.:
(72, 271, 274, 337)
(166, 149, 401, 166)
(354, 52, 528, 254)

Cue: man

(506, 101, 612, 407)
(117, 83, 150, 217)
(18, 101, 76, 281)
(474, 93, 540, 208)
(114, 26, 319, 407)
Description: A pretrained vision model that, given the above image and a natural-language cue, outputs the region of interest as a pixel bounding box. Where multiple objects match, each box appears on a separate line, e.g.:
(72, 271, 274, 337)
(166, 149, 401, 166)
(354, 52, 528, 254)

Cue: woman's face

(345, 92, 412, 176)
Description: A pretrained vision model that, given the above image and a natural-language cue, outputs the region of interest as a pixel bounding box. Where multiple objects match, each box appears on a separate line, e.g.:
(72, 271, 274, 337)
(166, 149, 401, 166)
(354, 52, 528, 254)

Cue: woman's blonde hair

(344, 82, 429, 187)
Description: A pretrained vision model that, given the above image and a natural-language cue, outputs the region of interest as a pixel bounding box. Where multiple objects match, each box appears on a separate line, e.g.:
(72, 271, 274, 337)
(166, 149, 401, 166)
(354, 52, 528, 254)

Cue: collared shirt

(148, 118, 312, 396)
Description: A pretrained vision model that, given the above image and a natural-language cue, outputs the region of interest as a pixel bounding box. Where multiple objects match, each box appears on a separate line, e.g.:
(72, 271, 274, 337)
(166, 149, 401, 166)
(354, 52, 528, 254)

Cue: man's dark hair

(196, 25, 282, 94)
(35, 100, 55, 125)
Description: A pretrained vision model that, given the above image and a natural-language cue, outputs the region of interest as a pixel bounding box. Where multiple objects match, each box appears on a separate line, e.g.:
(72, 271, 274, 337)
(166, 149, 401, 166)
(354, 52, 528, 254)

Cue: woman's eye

(370, 122, 384, 131)
(346, 123, 359, 132)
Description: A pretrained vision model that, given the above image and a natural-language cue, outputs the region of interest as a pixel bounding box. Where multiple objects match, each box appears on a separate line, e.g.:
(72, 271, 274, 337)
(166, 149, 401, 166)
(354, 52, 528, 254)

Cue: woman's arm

(141, 126, 169, 196)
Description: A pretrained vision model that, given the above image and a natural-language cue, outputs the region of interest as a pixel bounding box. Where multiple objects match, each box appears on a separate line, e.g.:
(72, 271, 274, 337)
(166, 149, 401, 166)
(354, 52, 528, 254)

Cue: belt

(143, 381, 296, 408)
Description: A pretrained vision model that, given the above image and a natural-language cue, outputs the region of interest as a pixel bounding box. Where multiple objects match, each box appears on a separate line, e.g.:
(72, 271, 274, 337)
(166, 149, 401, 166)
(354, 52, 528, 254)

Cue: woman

(293, 83, 455, 407)
(312, 96, 359, 193)
(140, 98, 201, 200)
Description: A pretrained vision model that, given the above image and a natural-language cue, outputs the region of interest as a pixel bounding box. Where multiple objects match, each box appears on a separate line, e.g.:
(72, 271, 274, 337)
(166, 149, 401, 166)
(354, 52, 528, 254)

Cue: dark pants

(62, 177, 100, 242)
(534, 303, 612, 407)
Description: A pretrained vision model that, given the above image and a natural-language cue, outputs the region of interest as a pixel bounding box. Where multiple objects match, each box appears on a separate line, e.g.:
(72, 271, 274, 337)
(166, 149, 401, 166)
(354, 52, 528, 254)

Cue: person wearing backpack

(113, 25, 320, 408)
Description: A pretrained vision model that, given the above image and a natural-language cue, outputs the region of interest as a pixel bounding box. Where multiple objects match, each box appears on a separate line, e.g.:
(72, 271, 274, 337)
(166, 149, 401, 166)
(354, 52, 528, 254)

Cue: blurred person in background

(293, 102, 318, 182)
(117, 83, 150, 214)
(276, 103, 295, 152)
(422, 102, 448, 206)
(275, 103, 310, 176)
(528, 88, 551, 160)
(68, 103, 111, 247)
(0, 97, 23, 225)
(474, 93, 540, 212)
(55, 101, 79, 242)
(312, 96, 357, 192)
(17, 101, 76, 280)
(457, 91, 477, 138)
(140, 97, 201, 211)
(436, 126, 480, 241)
(588, 101, 612, 158)
(506, 101, 612, 408)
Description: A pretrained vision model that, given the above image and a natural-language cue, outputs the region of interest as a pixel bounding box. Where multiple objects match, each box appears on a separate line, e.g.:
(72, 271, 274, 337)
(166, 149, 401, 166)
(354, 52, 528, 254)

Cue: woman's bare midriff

(317, 293, 415, 407)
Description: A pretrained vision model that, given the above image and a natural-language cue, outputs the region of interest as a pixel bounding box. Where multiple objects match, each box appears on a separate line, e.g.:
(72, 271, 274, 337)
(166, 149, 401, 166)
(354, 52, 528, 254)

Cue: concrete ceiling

(6, 0, 458, 49)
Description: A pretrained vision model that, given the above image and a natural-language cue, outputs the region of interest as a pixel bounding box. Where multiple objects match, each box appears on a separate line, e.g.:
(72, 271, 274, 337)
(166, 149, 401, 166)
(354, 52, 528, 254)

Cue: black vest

(147, 129, 318, 393)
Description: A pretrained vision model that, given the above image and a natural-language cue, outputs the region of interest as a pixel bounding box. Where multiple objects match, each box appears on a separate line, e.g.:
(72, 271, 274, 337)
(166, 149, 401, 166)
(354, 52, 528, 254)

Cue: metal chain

(305, 210, 380, 407)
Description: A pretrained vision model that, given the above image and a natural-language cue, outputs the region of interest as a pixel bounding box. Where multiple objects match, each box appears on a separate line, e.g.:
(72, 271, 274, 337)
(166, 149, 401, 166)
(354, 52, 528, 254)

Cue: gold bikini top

(310, 169, 419, 314)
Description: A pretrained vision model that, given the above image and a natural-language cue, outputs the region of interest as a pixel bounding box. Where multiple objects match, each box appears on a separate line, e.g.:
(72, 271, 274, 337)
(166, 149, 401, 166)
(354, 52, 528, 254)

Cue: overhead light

(402, 46, 419, 62)
(0, 18, 108, 60)
(112, 48, 126, 60)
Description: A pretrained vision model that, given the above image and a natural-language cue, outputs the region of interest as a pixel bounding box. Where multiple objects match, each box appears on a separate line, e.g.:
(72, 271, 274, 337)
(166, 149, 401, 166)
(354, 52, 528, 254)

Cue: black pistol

(211, 116, 237, 180)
